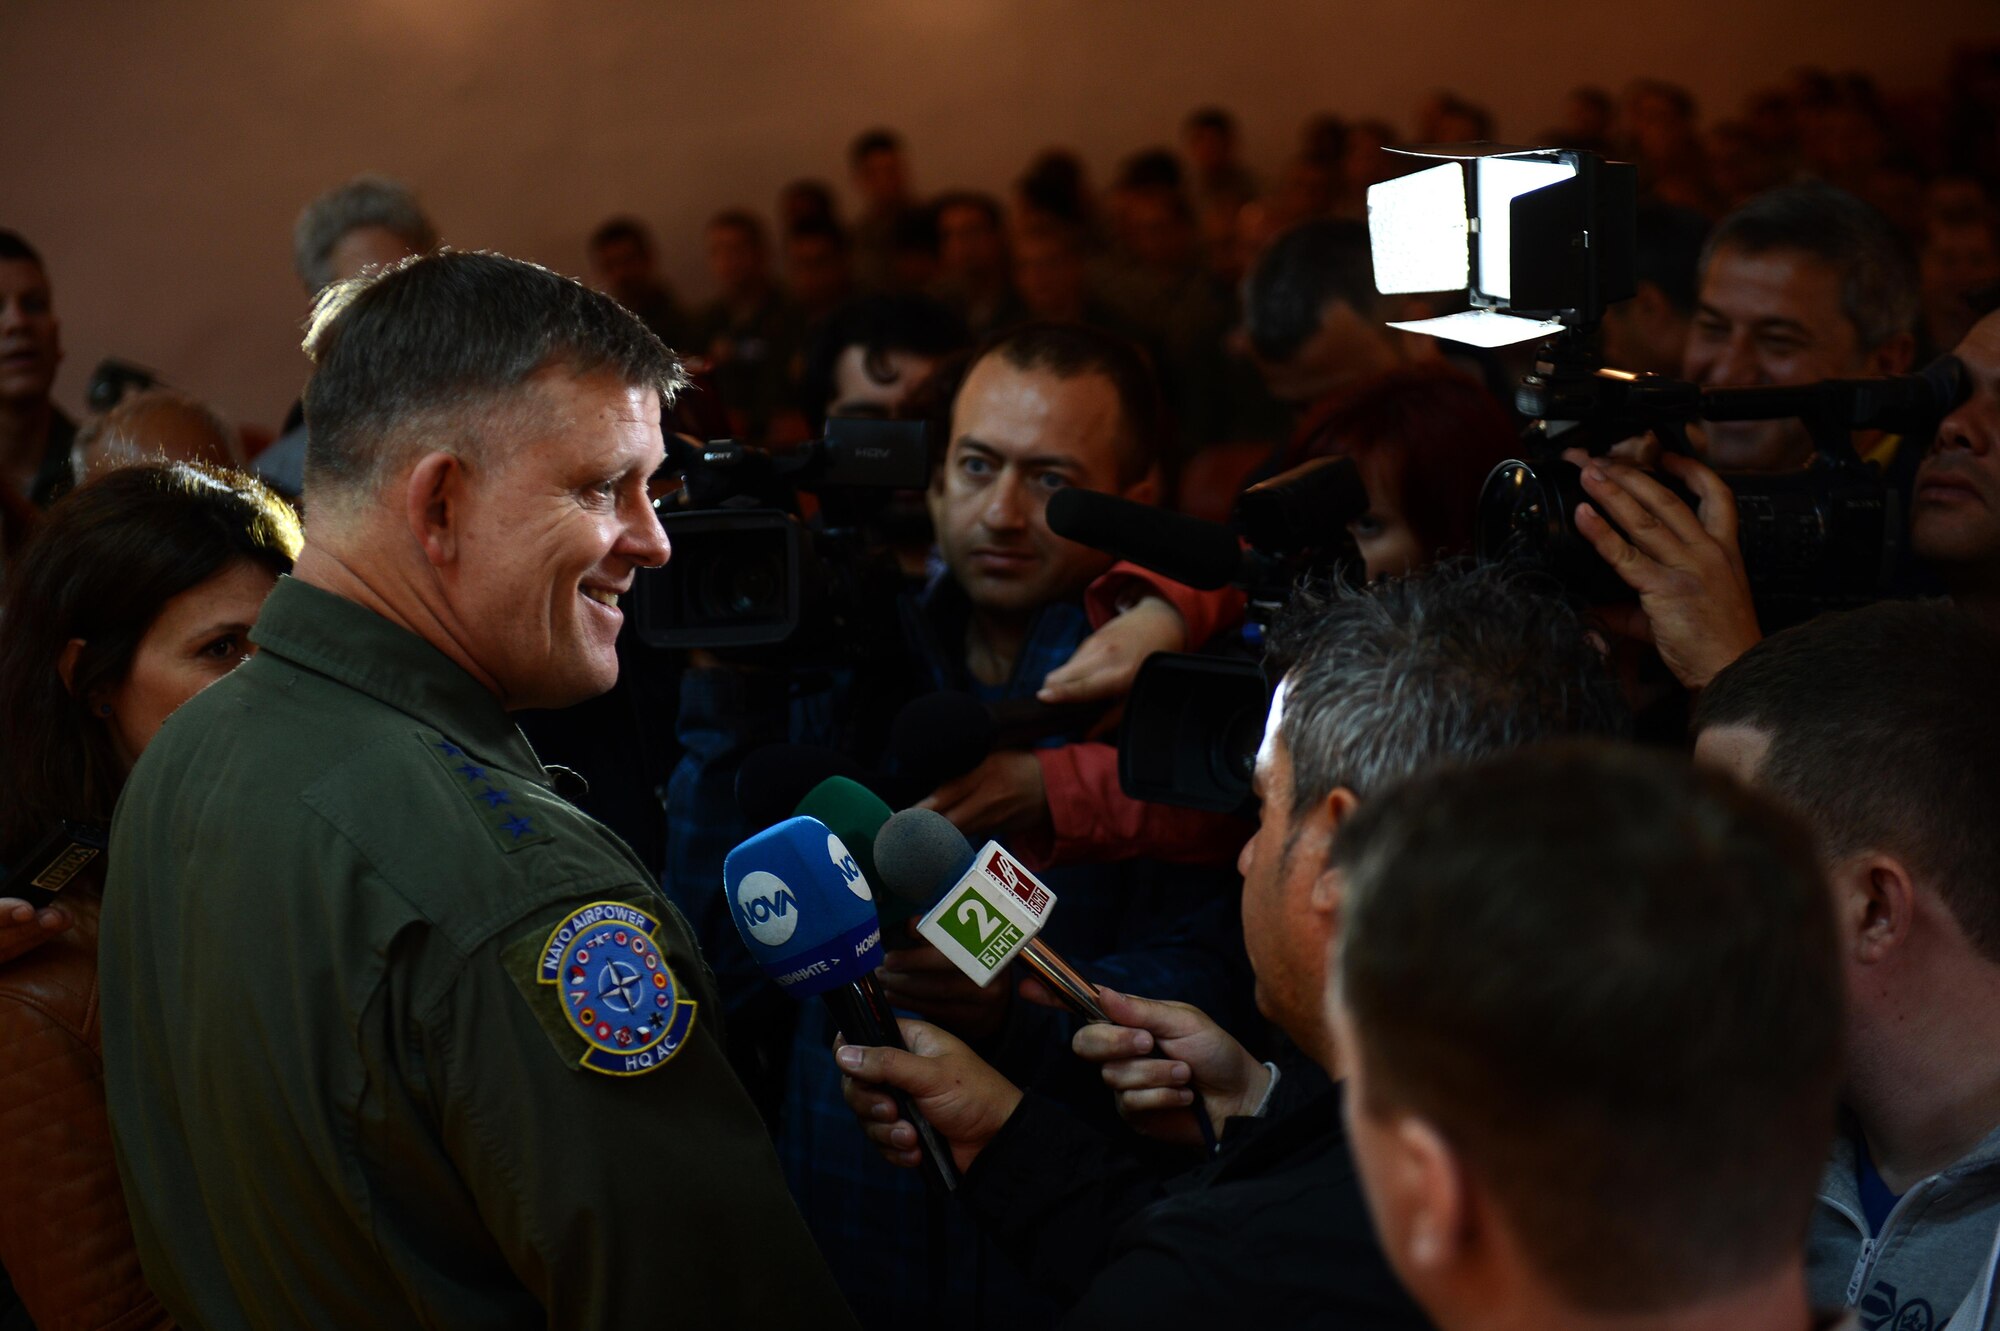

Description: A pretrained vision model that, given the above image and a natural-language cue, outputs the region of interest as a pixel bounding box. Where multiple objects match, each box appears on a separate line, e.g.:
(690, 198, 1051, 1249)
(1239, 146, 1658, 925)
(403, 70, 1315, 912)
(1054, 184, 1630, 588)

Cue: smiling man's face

(928, 353, 1134, 618)
(447, 368, 668, 710)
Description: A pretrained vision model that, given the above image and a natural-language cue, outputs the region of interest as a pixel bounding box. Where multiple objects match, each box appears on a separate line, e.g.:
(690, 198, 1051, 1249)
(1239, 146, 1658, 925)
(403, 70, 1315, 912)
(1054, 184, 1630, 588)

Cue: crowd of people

(3, 44, 2000, 1331)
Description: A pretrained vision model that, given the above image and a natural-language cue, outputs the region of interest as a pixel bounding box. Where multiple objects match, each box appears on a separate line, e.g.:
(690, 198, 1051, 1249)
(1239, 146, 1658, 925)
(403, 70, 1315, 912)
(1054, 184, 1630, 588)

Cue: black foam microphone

(735, 743, 872, 830)
(1045, 487, 1247, 591)
(880, 694, 996, 804)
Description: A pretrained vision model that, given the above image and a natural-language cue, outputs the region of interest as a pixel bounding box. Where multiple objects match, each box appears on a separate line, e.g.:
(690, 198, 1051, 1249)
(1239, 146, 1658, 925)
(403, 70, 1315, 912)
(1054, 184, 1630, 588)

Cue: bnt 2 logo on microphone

(917, 841, 1060, 986)
(736, 870, 800, 947)
(935, 882, 1027, 971)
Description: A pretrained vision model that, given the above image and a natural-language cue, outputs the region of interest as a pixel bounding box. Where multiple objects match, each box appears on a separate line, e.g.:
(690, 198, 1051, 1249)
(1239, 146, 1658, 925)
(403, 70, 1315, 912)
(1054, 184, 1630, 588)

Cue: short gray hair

(1700, 181, 1918, 355)
(301, 250, 685, 504)
(1265, 563, 1626, 815)
(293, 175, 440, 295)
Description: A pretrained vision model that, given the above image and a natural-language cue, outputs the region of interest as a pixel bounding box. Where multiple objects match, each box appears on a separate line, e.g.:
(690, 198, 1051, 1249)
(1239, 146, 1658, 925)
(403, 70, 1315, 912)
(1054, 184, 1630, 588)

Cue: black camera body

(1479, 350, 1966, 624)
(632, 417, 930, 653)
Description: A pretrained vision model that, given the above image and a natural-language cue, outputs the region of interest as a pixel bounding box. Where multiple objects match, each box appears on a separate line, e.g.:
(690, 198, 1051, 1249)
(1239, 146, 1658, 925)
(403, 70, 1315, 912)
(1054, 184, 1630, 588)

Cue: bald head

(74, 390, 239, 483)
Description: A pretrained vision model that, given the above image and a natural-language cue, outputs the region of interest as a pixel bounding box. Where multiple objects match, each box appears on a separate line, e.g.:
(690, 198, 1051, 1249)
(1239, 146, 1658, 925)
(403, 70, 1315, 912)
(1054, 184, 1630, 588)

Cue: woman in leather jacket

(0, 461, 299, 1331)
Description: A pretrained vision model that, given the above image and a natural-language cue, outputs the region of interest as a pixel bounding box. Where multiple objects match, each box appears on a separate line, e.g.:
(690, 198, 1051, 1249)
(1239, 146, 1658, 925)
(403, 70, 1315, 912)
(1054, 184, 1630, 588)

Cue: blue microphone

(725, 815, 959, 1191)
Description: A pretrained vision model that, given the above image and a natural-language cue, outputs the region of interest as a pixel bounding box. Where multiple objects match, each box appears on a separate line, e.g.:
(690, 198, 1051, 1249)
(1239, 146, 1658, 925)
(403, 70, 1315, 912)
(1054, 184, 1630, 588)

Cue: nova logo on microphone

(725, 816, 886, 1000)
(829, 833, 871, 900)
(736, 870, 800, 946)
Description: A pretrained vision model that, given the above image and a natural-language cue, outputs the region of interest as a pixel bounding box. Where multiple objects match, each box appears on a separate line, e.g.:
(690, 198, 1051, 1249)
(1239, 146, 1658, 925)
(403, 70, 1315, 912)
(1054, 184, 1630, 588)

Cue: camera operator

(837, 564, 1626, 1329)
(1695, 601, 2000, 1330)
(1683, 181, 1919, 476)
(1333, 745, 1845, 1331)
(98, 252, 854, 1329)
(1574, 302, 2000, 691)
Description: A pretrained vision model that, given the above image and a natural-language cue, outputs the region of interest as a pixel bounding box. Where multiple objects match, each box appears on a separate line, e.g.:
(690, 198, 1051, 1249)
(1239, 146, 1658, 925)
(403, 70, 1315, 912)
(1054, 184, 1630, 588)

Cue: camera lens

(1216, 707, 1264, 787)
(698, 541, 786, 620)
(1476, 459, 1554, 565)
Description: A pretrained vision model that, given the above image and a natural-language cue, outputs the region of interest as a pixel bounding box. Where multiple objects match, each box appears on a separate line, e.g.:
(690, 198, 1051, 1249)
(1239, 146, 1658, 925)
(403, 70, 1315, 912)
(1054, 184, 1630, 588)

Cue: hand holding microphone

(876, 808, 1217, 1147)
(1038, 984, 1270, 1149)
(836, 1021, 1022, 1175)
(724, 813, 958, 1192)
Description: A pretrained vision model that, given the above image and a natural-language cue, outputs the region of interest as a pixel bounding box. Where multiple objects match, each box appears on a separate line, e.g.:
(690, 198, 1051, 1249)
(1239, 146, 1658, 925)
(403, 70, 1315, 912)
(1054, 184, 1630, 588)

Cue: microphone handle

(823, 973, 960, 1194)
(1020, 939, 1108, 1024)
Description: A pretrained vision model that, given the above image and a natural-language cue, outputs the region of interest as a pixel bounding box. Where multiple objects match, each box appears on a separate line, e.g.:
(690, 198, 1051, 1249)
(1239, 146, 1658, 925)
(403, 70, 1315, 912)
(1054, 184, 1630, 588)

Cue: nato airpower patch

(539, 900, 698, 1076)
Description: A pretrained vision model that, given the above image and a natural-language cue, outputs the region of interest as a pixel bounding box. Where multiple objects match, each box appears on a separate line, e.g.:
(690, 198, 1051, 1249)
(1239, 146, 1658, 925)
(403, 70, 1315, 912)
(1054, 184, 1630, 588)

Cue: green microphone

(791, 776, 920, 945)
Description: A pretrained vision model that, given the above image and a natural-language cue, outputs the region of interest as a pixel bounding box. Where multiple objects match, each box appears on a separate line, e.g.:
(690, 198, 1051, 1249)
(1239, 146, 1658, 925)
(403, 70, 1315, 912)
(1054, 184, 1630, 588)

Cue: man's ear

(405, 452, 466, 569)
(57, 638, 85, 696)
(1310, 787, 1362, 913)
(1392, 1115, 1468, 1277)
(1832, 851, 1919, 966)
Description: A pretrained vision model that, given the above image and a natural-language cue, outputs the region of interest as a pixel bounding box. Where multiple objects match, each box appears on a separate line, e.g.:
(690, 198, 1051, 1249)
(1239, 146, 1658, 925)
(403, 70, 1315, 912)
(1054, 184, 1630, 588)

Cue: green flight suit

(99, 577, 857, 1330)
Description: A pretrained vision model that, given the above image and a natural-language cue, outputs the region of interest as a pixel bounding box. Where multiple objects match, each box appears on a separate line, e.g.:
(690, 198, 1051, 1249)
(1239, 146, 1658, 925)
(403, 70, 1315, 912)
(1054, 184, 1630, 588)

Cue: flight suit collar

(250, 575, 547, 782)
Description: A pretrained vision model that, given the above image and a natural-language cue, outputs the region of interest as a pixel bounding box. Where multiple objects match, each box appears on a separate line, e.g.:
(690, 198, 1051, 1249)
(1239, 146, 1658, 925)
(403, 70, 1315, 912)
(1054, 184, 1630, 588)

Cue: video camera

(1043, 455, 1369, 813)
(631, 416, 930, 653)
(1366, 142, 1968, 624)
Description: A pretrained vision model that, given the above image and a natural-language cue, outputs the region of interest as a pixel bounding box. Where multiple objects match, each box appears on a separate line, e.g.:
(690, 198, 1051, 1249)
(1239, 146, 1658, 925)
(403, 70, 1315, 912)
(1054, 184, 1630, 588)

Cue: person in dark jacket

(837, 563, 1628, 1329)
(1333, 746, 1847, 1331)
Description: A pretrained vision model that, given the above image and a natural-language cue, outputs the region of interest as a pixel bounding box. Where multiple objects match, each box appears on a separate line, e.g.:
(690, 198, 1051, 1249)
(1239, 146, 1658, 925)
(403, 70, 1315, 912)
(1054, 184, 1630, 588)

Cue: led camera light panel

(1472, 155, 1577, 302)
(1368, 162, 1468, 295)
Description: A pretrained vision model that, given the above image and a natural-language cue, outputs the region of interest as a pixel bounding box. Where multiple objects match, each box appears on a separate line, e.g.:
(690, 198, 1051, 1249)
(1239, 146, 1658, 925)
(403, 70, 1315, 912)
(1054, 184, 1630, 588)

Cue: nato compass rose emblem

(537, 901, 698, 1076)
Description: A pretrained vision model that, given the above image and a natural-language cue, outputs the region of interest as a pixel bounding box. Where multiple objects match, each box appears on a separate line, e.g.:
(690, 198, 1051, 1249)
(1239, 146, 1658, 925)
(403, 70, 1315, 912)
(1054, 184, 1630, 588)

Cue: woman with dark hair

(0, 460, 300, 1330)
(1296, 360, 1519, 578)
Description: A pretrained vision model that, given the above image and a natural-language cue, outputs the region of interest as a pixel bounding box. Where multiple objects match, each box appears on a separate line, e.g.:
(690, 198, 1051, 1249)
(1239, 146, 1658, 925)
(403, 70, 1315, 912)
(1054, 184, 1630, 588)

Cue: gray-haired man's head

(293, 175, 440, 296)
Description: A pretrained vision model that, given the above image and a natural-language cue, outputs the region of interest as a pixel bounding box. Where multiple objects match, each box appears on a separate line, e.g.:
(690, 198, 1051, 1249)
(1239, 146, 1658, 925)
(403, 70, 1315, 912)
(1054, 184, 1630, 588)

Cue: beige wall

(2, 0, 1990, 427)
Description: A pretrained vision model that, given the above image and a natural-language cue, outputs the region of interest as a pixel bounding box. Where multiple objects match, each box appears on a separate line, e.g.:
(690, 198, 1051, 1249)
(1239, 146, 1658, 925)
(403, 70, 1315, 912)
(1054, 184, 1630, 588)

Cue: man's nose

(626, 498, 672, 568)
(981, 473, 1029, 531)
(1702, 331, 1765, 388)
(1933, 402, 1995, 457)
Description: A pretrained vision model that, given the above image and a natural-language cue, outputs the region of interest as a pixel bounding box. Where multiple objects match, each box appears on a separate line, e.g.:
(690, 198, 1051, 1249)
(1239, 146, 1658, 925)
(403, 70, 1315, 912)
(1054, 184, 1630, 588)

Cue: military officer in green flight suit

(98, 251, 858, 1330)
